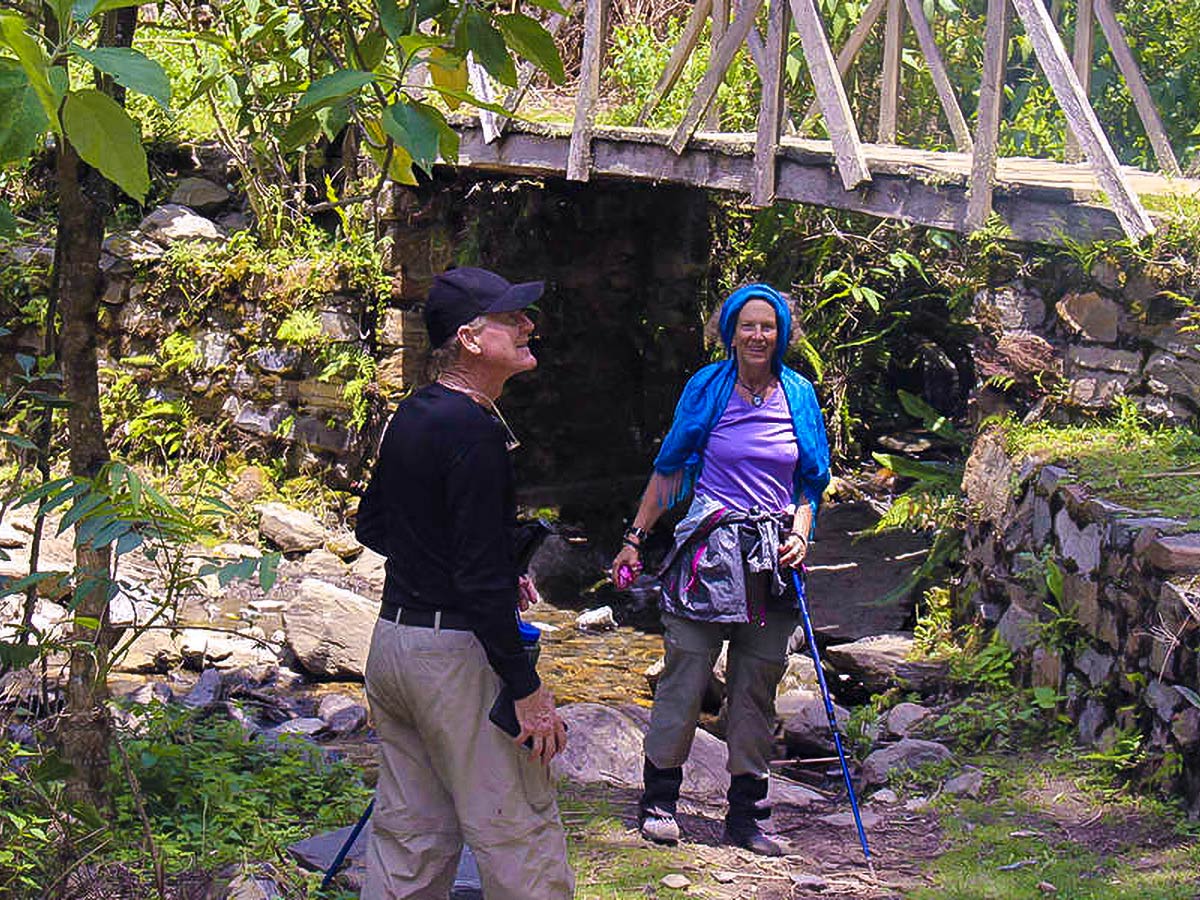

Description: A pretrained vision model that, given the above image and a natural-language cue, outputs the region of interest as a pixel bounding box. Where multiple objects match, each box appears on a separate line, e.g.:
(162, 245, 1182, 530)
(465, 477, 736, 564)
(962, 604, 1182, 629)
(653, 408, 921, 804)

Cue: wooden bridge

(451, 0, 1199, 246)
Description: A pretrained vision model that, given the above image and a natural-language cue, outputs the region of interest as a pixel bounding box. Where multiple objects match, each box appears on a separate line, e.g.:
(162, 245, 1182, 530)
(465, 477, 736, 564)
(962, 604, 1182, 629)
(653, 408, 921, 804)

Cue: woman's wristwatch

(623, 524, 648, 552)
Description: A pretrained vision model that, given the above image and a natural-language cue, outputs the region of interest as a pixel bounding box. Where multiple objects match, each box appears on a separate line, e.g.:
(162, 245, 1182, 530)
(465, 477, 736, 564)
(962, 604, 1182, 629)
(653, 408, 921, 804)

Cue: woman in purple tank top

(610, 284, 831, 857)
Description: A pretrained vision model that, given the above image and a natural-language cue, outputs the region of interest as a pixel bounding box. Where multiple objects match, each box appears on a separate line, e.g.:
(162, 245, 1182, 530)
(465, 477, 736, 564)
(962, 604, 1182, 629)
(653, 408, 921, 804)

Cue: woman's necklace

(736, 376, 773, 408)
(437, 376, 521, 452)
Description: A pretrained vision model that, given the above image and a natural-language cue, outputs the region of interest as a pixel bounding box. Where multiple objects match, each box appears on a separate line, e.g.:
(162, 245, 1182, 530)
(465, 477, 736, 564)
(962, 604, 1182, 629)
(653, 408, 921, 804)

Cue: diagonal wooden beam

(706, 0, 731, 130)
(902, 0, 973, 152)
(751, 0, 791, 206)
(496, 1, 575, 138)
(879, 0, 905, 143)
(801, 0, 887, 129)
(1092, 0, 1181, 176)
(568, 0, 609, 181)
(965, 0, 1009, 232)
(1064, 0, 1093, 162)
(741, 0, 797, 134)
(635, 0, 713, 127)
(1009, 0, 1154, 240)
(467, 56, 502, 144)
(669, 0, 767, 154)
(788, 0, 871, 188)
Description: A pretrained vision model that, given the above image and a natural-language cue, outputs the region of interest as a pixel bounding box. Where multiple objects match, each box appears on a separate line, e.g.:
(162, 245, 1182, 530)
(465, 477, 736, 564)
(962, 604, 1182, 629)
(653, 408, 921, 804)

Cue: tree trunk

(51, 5, 137, 812)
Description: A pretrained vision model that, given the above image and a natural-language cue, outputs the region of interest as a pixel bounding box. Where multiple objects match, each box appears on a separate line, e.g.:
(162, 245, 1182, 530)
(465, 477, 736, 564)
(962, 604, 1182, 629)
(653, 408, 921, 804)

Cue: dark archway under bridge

(451, 120, 1200, 247)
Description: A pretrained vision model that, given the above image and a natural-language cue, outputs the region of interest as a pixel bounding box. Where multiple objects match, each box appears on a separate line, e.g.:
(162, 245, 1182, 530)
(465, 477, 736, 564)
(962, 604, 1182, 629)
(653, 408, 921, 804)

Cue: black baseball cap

(424, 266, 544, 347)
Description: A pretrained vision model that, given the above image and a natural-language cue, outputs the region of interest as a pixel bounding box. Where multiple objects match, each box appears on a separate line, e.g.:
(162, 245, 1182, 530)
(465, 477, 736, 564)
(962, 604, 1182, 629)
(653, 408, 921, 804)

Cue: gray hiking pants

(644, 606, 796, 778)
(362, 619, 574, 900)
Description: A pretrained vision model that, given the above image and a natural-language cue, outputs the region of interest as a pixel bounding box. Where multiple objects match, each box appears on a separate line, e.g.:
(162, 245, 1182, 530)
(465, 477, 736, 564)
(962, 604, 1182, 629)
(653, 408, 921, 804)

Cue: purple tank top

(695, 387, 797, 513)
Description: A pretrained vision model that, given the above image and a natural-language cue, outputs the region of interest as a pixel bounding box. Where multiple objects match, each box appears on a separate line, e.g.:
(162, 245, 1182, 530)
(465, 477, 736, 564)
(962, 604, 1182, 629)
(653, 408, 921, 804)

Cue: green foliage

(317, 345, 379, 431)
(949, 632, 1015, 690)
(1002, 404, 1200, 529)
(912, 585, 958, 660)
(111, 702, 371, 868)
(1081, 727, 1147, 778)
(0, 705, 370, 893)
(602, 18, 758, 130)
(276, 308, 323, 346)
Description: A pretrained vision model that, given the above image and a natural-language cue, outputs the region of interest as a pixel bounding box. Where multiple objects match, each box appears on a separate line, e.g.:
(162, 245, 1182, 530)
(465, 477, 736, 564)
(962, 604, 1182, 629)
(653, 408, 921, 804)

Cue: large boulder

(139, 204, 223, 243)
(552, 703, 821, 810)
(283, 579, 376, 678)
(861, 738, 953, 785)
(781, 696, 849, 755)
(259, 503, 325, 553)
(823, 633, 945, 700)
(803, 502, 932, 641)
(169, 177, 230, 212)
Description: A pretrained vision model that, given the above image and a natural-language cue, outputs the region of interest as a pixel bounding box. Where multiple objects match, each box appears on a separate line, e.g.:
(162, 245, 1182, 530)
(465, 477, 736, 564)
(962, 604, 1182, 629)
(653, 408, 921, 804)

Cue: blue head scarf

(652, 284, 831, 516)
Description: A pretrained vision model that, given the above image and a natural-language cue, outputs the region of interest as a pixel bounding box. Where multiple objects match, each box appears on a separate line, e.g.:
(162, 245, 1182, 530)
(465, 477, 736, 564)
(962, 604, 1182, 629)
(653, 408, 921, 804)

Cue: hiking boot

(724, 773, 785, 856)
(639, 758, 683, 846)
(721, 820, 785, 856)
(639, 808, 681, 845)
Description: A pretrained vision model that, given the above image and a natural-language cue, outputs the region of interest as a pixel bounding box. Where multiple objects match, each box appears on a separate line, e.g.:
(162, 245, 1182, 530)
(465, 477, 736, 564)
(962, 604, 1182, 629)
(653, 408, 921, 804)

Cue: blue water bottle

(517, 616, 542, 668)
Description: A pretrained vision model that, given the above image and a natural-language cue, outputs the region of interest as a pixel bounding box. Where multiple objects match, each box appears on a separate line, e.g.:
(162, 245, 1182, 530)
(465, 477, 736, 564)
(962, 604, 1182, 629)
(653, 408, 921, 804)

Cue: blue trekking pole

(320, 798, 374, 890)
(791, 568, 874, 874)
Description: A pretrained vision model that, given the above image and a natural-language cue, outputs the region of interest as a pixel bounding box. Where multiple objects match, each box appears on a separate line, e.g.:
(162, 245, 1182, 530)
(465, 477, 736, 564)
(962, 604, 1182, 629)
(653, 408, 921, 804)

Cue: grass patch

(559, 785, 696, 899)
(914, 754, 1200, 900)
(1001, 402, 1200, 528)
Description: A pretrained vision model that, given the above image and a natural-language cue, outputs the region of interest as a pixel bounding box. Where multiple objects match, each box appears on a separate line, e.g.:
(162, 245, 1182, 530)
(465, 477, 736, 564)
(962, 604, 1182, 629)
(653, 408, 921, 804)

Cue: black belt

(379, 602, 475, 631)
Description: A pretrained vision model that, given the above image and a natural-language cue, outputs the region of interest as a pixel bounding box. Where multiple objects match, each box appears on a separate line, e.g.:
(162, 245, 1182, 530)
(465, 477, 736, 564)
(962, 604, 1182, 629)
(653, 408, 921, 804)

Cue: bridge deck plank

(449, 120, 1199, 245)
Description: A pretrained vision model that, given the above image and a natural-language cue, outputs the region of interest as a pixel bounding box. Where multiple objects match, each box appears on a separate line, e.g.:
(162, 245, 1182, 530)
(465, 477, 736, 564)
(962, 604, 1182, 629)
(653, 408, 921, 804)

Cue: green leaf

(496, 13, 564, 84)
(427, 47, 467, 109)
(382, 98, 442, 174)
(280, 113, 321, 152)
(0, 62, 47, 164)
(74, 615, 101, 631)
(259, 552, 280, 593)
(0, 15, 62, 133)
(1176, 685, 1200, 711)
(71, 46, 170, 109)
(378, 0, 404, 42)
(871, 452, 960, 485)
(1044, 559, 1064, 603)
(523, 0, 566, 11)
(61, 89, 149, 201)
(423, 83, 513, 117)
(296, 69, 375, 111)
(0, 430, 34, 449)
(897, 389, 967, 446)
(73, 0, 143, 20)
(357, 29, 389, 70)
(0, 202, 15, 236)
(0, 572, 61, 600)
(0, 640, 40, 670)
(464, 8, 516, 88)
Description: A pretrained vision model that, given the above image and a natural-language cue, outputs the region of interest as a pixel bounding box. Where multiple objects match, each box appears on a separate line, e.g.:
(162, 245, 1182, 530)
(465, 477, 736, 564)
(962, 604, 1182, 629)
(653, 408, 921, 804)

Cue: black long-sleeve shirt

(356, 383, 539, 699)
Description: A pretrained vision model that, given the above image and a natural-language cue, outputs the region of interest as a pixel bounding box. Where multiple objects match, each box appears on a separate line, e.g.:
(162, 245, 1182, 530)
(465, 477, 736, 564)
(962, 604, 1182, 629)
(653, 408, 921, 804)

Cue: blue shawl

(652, 284, 831, 517)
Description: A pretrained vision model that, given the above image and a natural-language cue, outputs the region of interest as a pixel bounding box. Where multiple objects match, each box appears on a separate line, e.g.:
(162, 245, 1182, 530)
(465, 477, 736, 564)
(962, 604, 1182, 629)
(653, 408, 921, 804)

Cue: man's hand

(518, 574, 541, 612)
(514, 684, 568, 766)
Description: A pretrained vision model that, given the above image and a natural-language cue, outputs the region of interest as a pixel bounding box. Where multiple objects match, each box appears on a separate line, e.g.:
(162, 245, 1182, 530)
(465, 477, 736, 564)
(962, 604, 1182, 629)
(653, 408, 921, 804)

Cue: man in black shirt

(356, 267, 572, 899)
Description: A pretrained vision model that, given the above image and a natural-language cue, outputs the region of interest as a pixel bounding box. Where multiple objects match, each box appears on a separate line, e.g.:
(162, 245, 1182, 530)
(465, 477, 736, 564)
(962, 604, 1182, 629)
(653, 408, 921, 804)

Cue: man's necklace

(736, 377, 773, 408)
(437, 377, 521, 452)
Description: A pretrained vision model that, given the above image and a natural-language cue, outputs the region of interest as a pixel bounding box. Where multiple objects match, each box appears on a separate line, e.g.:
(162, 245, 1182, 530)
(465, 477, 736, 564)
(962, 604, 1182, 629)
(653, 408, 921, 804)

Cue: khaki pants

(362, 619, 575, 900)
(644, 607, 795, 778)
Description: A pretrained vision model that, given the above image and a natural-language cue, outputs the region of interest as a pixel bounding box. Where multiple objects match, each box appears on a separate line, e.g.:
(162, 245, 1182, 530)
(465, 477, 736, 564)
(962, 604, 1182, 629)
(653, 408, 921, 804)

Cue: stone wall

(3, 173, 712, 517)
(961, 428, 1200, 812)
(972, 270, 1199, 425)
